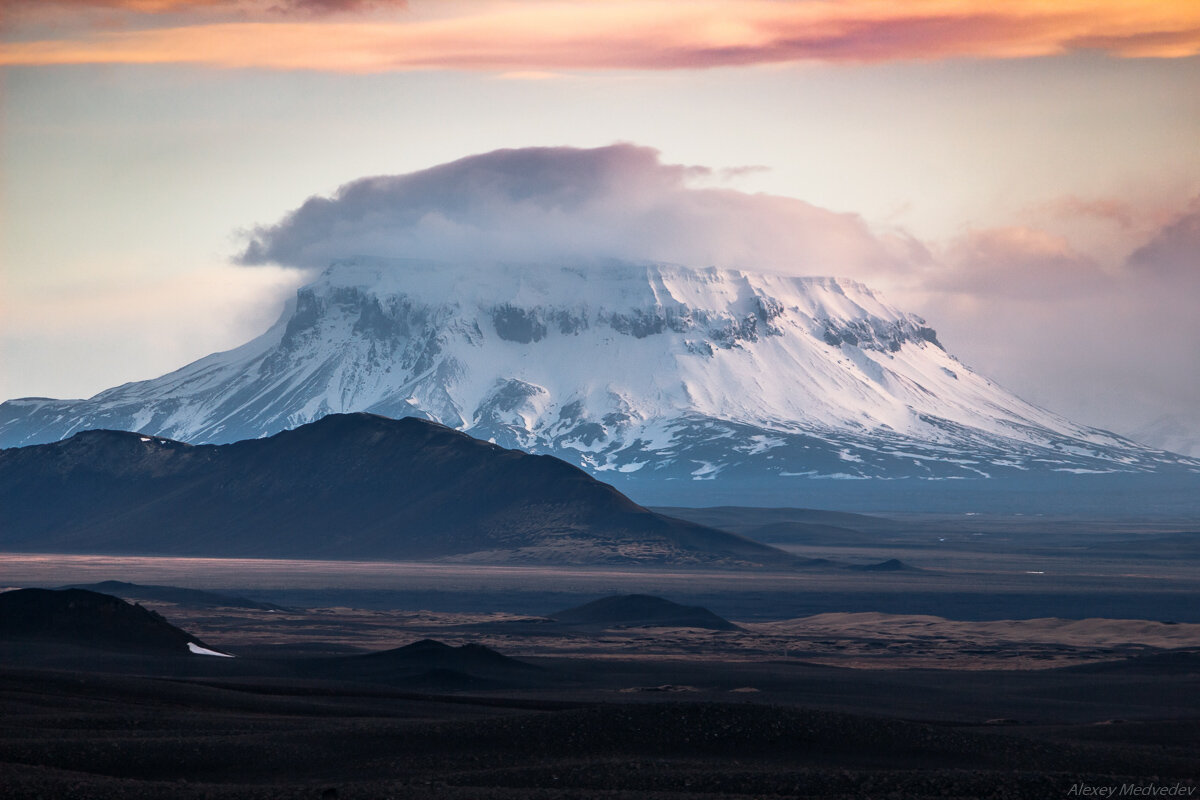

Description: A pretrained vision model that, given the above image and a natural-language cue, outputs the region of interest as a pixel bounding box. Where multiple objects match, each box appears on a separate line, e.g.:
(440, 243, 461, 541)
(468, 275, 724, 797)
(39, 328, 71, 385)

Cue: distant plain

(5, 509, 1199, 655)
(3, 508, 1198, 798)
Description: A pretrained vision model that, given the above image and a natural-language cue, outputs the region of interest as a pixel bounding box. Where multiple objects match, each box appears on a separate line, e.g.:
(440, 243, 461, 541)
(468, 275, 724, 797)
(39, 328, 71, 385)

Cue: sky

(2, 0, 1199, 452)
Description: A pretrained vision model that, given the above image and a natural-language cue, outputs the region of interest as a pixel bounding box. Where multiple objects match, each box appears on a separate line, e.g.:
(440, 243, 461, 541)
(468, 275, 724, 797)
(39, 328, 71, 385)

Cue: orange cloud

(6, 0, 398, 12)
(3, 0, 1199, 72)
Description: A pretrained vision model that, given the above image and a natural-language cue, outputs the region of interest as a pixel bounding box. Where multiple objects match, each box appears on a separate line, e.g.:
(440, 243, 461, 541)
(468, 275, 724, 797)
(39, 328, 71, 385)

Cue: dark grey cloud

(238, 144, 914, 278)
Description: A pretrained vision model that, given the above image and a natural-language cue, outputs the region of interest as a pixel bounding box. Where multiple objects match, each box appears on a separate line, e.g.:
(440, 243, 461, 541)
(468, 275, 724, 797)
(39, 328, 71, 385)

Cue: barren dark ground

(2, 511, 1198, 798)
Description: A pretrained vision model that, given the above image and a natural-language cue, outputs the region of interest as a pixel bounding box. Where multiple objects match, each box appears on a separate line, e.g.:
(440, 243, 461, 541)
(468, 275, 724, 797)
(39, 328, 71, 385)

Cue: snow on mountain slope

(1, 258, 1193, 483)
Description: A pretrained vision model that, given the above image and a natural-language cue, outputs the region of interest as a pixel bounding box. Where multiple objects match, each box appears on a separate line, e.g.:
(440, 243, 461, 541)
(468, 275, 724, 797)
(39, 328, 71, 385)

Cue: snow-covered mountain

(2, 258, 1194, 488)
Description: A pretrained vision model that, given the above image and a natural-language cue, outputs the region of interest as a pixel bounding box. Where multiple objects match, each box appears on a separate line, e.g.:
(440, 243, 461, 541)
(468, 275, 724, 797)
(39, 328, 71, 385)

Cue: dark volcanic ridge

(287, 638, 544, 691)
(59, 580, 290, 611)
(551, 594, 741, 631)
(0, 588, 228, 657)
(652, 505, 901, 546)
(0, 413, 797, 567)
(355, 638, 536, 671)
(845, 558, 916, 572)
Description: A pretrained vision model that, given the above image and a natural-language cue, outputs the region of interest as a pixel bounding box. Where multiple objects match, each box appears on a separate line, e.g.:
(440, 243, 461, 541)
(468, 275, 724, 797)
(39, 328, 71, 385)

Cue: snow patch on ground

(188, 642, 234, 657)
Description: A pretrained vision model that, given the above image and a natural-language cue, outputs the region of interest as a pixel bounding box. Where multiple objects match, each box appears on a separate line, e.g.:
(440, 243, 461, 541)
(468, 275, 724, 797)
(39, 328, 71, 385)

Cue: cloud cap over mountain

(231, 143, 1200, 452)
(238, 144, 918, 278)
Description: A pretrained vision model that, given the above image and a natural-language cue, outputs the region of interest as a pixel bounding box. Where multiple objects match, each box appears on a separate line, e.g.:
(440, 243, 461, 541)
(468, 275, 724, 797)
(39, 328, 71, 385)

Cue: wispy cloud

(4, 0, 1199, 72)
(1039, 196, 1139, 230)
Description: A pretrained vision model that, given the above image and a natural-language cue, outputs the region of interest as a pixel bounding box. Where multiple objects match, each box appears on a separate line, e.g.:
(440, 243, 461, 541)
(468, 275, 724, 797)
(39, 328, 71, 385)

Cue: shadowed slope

(0, 413, 796, 566)
(0, 589, 222, 656)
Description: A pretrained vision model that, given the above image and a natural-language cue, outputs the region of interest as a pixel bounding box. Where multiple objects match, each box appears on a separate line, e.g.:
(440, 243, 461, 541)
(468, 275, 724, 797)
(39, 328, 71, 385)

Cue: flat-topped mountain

(2, 259, 1193, 499)
(0, 413, 794, 566)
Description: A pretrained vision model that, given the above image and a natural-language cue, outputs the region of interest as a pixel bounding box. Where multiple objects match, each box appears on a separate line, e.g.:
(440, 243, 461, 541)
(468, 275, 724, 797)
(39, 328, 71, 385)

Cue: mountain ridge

(0, 412, 798, 566)
(2, 259, 1194, 491)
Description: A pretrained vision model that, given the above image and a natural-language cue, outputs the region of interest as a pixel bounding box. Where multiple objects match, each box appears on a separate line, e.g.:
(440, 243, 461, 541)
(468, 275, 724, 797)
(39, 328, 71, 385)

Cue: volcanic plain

(2, 508, 1198, 798)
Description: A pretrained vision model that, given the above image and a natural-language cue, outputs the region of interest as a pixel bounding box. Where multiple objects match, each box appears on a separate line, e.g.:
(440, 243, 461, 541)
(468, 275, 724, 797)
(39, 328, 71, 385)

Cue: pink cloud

(935, 226, 1110, 299)
(4, 1, 1199, 72)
